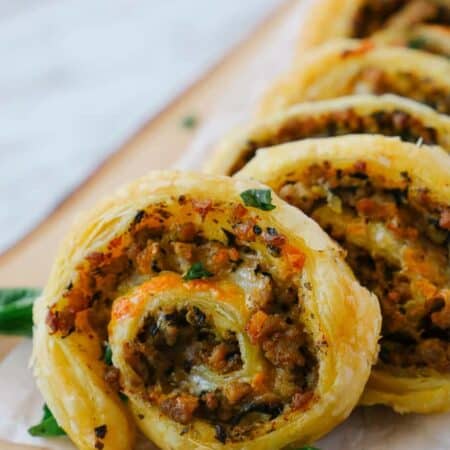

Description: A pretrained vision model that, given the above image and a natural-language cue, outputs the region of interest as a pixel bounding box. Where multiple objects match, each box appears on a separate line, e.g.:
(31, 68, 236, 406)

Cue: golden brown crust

(236, 135, 450, 413)
(32, 170, 380, 449)
(205, 94, 450, 176)
(298, 0, 363, 51)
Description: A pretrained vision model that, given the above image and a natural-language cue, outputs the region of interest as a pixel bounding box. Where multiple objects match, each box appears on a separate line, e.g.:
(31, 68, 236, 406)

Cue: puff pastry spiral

(299, 0, 450, 57)
(206, 94, 450, 176)
(32, 171, 380, 450)
(261, 39, 450, 116)
(237, 135, 450, 413)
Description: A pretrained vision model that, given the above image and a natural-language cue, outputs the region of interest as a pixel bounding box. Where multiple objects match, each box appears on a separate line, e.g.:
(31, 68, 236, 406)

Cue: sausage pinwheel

(238, 135, 450, 413)
(32, 171, 380, 449)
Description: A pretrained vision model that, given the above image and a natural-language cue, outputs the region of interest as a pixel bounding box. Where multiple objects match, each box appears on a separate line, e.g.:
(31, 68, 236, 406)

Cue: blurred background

(0, 0, 282, 253)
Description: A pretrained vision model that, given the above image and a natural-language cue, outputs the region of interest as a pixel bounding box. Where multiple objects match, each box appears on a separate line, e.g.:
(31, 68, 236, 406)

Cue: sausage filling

(279, 162, 450, 373)
(352, 0, 409, 38)
(348, 68, 450, 115)
(352, 0, 450, 39)
(127, 302, 316, 441)
(229, 108, 438, 175)
(46, 196, 317, 442)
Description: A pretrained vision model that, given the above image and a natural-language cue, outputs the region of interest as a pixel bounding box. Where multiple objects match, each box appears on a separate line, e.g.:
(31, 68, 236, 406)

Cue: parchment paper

(1, 1, 449, 449)
(2, 340, 450, 450)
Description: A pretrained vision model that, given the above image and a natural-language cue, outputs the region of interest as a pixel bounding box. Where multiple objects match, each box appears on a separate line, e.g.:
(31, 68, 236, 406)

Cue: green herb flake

(181, 115, 198, 129)
(104, 342, 113, 365)
(295, 447, 321, 450)
(183, 262, 213, 280)
(407, 37, 427, 50)
(28, 404, 66, 437)
(0, 287, 41, 336)
(240, 189, 276, 211)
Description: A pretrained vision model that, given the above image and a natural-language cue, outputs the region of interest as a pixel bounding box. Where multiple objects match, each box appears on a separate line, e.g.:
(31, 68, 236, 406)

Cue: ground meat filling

(352, 0, 408, 38)
(45, 196, 317, 442)
(350, 68, 450, 115)
(229, 108, 438, 175)
(351, 1, 450, 39)
(279, 162, 450, 373)
(127, 307, 243, 385)
(126, 305, 315, 438)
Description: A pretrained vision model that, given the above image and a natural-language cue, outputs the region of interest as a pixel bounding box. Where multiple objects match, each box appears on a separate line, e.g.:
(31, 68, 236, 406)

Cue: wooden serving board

(0, 2, 298, 449)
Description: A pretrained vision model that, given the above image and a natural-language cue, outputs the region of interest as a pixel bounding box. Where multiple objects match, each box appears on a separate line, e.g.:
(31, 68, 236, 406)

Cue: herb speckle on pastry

(32, 171, 380, 449)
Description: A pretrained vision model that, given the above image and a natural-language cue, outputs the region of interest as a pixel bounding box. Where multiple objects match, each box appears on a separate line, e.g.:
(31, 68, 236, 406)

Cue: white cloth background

(0, 0, 281, 253)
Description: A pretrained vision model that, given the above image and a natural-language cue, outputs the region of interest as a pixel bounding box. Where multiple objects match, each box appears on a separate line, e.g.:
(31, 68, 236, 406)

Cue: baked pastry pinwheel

(237, 135, 450, 413)
(206, 94, 450, 176)
(261, 39, 450, 116)
(32, 171, 380, 450)
(299, 0, 450, 56)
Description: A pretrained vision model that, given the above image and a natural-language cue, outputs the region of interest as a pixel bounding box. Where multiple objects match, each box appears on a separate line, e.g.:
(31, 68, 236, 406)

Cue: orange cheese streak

(112, 273, 182, 320)
(112, 273, 245, 321)
(283, 244, 306, 271)
(341, 40, 374, 59)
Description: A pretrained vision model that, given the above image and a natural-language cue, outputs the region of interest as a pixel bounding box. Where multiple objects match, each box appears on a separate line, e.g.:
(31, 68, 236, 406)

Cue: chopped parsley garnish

(181, 115, 198, 129)
(407, 37, 427, 50)
(28, 404, 66, 437)
(104, 343, 113, 365)
(295, 447, 321, 450)
(183, 262, 213, 280)
(0, 287, 41, 336)
(240, 189, 276, 211)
